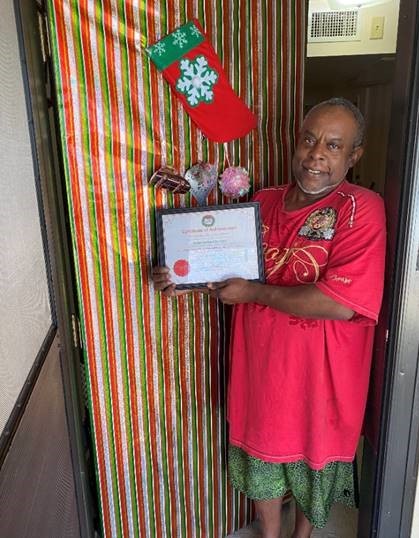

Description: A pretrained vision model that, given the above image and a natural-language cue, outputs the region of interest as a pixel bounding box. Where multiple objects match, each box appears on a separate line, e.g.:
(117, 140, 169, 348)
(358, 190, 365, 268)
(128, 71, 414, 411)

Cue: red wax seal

(173, 259, 190, 277)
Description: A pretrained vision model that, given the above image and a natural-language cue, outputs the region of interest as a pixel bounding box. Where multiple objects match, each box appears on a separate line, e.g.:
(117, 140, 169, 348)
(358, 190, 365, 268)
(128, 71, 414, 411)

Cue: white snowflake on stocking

(151, 41, 166, 56)
(175, 55, 218, 107)
(190, 25, 202, 38)
(172, 29, 188, 48)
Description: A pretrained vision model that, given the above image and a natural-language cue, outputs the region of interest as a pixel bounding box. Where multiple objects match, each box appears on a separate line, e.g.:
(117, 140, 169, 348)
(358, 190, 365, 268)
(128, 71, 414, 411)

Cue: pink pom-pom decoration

(219, 166, 251, 199)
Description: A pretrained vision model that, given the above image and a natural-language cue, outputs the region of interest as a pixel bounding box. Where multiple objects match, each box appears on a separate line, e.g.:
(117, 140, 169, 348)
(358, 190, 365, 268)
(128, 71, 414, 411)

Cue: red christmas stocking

(146, 19, 257, 143)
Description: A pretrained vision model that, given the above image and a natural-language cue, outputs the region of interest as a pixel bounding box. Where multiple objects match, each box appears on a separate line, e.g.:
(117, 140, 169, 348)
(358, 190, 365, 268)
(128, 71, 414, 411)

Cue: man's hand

(208, 278, 354, 319)
(151, 266, 208, 297)
(207, 278, 257, 304)
(151, 266, 183, 297)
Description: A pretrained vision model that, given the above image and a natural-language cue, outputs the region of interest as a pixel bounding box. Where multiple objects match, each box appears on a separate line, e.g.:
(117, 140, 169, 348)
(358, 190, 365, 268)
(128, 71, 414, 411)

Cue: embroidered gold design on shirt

(264, 244, 329, 282)
(262, 224, 270, 235)
(298, 207, 337, 241)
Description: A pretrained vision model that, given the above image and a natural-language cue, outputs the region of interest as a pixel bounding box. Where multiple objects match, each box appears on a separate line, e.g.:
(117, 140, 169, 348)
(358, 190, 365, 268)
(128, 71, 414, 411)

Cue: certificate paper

(156, 203, 264, 289)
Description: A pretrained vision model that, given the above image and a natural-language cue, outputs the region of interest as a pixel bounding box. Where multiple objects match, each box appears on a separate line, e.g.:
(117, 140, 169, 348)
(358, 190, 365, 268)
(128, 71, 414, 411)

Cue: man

(152, 98, 386, 538)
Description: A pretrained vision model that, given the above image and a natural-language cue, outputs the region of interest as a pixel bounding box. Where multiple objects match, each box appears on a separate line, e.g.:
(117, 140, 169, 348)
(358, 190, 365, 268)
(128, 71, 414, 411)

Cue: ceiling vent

(308, 10, 360, 42)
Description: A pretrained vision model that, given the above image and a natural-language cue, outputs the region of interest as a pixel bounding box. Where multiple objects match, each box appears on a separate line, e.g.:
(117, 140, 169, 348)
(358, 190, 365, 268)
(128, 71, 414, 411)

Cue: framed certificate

(156, 203, 265, 289)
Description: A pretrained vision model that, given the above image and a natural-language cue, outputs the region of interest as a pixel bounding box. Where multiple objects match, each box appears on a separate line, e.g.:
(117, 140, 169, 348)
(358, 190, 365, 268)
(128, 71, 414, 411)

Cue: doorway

(304, 2, 398, 535)
(303, 0, 419, 537)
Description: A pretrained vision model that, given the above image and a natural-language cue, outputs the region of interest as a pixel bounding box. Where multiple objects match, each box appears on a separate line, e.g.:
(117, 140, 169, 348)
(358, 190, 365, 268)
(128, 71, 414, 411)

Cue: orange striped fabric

(47, 1, 305, 536)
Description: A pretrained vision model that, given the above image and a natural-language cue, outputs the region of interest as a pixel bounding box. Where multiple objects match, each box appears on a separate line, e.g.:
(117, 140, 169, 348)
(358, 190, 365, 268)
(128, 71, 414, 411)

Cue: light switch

(370, 16, 385, 40)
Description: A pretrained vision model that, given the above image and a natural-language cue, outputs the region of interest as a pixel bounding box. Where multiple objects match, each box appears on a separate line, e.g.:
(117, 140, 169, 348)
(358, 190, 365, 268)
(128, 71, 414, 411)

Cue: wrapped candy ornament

(149, 166, 191, 193)
(219, 166, 251, 199)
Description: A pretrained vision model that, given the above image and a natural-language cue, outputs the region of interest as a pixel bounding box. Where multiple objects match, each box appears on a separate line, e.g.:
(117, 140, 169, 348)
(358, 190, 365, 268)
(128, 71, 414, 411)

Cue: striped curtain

(47, 1, 305, 536)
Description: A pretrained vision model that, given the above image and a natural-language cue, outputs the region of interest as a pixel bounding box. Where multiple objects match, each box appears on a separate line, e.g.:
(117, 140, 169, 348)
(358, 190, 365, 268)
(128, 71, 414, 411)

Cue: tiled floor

(227, 500, 358, 538)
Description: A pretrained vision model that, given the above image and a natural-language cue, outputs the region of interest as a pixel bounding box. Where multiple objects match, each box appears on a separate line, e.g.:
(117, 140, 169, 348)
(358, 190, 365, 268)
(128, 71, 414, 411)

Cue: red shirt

(228, 181, 386, 470)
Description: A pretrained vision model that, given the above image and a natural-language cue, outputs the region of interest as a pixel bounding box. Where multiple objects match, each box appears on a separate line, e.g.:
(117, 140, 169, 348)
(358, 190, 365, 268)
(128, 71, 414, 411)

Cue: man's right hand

(151, 266, 180, 297)
(151, 266, 209, 298)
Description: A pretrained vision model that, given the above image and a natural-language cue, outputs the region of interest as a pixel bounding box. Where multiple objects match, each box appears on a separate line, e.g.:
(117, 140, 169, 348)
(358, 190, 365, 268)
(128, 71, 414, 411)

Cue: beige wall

(0, 0, 51, 433)
(412, 476, 419, 536)
(308, 0, 400, 57)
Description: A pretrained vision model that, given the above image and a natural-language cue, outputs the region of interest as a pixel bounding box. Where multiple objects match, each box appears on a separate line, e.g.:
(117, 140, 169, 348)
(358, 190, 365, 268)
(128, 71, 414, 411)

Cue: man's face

(291, 105, 363, 196)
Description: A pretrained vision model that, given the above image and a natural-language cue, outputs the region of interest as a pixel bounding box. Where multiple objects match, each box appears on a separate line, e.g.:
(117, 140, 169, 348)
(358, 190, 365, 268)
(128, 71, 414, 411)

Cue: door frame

(358, 0, 419, 536)
(14, 1, 98, 536)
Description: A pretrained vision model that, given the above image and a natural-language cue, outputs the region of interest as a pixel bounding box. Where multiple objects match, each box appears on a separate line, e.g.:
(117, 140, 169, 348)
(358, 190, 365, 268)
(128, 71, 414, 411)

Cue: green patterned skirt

(228, 445, 356, 528)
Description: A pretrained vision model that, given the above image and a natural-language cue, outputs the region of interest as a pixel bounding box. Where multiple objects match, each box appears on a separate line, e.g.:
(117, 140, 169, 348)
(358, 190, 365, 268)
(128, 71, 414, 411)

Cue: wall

(413, 484, 419, 536)
(0, 0, 51, 434)
(305, 1, 399, 196)
(308, 0, 400, 57)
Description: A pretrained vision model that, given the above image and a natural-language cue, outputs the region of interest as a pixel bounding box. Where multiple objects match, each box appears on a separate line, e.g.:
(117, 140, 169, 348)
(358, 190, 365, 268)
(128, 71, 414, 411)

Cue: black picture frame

(156, 202, 265, 290)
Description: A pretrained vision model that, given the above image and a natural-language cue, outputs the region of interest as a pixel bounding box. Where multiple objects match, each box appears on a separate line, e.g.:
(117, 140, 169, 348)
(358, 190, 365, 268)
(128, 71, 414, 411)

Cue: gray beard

(295, 177, 345, 196)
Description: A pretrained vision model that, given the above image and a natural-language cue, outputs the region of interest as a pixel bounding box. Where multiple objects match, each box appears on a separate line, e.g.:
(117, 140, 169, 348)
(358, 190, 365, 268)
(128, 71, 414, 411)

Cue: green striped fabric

(46, 1, 305, 536)
(146, 20, 205, 71)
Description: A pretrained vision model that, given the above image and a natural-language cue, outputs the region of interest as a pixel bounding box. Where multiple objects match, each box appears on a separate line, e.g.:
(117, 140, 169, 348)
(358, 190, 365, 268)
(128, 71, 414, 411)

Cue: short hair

(306, 97, 365, 148)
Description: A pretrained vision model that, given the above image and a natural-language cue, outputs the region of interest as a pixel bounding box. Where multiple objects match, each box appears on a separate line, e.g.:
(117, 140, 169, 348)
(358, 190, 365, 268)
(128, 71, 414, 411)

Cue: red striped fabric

(47, 1, 305, 535)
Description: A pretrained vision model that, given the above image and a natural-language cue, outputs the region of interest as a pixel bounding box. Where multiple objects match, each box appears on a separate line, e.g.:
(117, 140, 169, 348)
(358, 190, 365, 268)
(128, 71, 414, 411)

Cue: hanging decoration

(146, 19, 257, 142)
(219, 144, 251, 199)
(184, 161, 218, 205)
(219, 166, 251, 199)
(149, 166, 191, 194)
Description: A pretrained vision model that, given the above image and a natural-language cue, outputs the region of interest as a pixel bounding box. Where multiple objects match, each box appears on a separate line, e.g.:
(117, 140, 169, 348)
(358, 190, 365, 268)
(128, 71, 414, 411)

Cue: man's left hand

(207, 278, 257, 304)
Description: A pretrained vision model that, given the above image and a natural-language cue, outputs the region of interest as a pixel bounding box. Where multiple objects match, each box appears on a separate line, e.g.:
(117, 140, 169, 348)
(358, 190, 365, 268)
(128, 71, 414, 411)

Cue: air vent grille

(309, 10, 360, 42)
